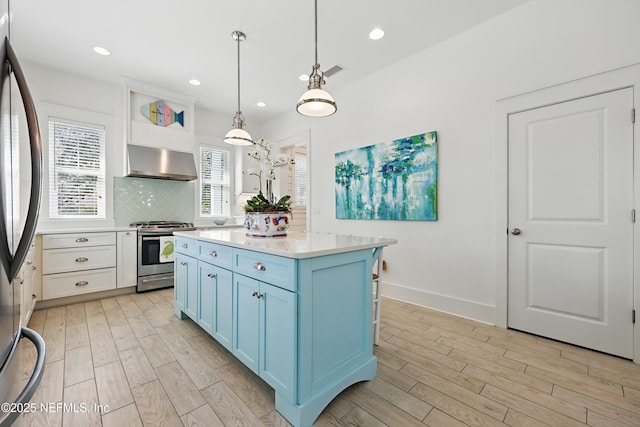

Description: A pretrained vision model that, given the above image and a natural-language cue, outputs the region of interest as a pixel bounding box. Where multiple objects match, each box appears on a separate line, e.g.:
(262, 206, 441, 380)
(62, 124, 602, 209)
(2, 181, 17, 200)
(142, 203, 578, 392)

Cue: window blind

(48, 119, 106, 218)
(200, 145, 230, 216)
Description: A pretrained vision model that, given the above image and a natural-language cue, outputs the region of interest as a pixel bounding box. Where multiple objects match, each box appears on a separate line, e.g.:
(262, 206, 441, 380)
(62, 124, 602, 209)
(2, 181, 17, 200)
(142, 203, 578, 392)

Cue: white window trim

(38, 102, 115, 230)
(194, 135, 234, 225)
(48, 118, 106, 219)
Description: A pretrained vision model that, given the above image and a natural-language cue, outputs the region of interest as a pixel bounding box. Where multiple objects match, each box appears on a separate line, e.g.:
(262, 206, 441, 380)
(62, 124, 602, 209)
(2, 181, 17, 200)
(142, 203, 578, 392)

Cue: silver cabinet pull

(26, 260, 32, 265)
(75, 257, 89, 263)
(182, 243, 188, 248)
(207, 273, 216, 278)
(180, 261, 187, 266)
(75, 281, 88, 287)
(254, 262, 266, 271)
(251, 291, 263, 299)
(76, 237, 88, 243)
(511, 228, 522, 236)
(210, 251, 217, 257)
(256, 293, 263, 299)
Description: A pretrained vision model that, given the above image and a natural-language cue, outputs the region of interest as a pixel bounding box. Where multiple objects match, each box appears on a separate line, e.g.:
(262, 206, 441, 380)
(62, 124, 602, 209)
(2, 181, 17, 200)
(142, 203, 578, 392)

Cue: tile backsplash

(114, 177, 194, 226)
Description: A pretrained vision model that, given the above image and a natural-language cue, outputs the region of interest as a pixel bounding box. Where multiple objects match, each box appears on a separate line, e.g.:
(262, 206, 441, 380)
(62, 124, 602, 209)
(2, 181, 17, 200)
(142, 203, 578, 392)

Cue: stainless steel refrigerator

(0, 1, 46, 425)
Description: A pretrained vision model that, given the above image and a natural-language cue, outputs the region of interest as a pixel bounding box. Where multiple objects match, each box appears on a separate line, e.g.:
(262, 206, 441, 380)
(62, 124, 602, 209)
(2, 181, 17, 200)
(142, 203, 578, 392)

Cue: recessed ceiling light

(189, 79, 201, 86)
(92, 46, 111, 56)
(369, 28, 385, 40)
(299, 74, 309, 81)
(257, 101, 266, 107)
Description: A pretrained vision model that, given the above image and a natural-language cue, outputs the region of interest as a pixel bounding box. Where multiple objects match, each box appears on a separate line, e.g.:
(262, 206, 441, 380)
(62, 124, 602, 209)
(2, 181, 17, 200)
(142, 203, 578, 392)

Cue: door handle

(3, 38, 43, 284)
(511, 228, 522, 236)
(0, 327, 46, 426)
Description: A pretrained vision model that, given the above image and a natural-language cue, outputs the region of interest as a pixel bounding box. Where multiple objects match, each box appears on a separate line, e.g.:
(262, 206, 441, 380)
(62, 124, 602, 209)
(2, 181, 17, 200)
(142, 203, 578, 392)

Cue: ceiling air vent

(324, 64, 344, 78)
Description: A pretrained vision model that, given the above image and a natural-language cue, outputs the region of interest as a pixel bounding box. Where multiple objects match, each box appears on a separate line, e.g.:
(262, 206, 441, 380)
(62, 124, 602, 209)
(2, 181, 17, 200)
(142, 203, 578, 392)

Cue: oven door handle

(140, 236, 162, 240)
(141, 275, 173, 283)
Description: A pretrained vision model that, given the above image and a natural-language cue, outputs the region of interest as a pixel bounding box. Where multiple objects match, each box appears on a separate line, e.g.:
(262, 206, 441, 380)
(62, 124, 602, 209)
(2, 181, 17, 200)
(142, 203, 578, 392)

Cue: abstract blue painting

(335, 131, 438, 221)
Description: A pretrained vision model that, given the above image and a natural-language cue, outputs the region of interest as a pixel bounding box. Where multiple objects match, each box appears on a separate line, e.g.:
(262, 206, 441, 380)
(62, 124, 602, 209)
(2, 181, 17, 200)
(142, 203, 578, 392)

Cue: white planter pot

(244, 212, 290, 237)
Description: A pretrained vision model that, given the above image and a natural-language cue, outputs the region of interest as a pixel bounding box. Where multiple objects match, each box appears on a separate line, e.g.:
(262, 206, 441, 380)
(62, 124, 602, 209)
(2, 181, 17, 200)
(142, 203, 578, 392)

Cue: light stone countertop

(173, 229, 397, 259)
(36, 226, 137, 235)
(195, 224, 243, 229)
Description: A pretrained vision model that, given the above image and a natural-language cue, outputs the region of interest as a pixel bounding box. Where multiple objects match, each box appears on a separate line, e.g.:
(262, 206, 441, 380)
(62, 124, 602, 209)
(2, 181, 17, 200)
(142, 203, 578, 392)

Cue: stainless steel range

(131, 221, 196, 292)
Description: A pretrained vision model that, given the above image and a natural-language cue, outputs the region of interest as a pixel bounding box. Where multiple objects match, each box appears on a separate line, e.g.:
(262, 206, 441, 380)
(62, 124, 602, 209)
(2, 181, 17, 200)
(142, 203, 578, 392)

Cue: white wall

(24, 64, 120, 229)
(259, 0, 640, 323)
(22, 63, 234, 228)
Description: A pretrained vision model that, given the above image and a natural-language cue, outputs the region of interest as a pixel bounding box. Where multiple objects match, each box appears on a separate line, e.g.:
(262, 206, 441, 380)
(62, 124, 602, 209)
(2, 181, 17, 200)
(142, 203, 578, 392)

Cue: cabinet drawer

(198, 242, 233, 269)
(175, 237, 199, 257)
(233, 248, 296, 291)
(43, 267, 116, 299)
(42, 232, 116, 249)
(42, 246, 116, 274)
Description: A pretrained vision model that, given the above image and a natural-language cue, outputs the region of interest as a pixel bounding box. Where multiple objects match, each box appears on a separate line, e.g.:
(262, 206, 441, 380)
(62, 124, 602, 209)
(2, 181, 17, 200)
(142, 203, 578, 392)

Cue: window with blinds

(294, 153, 307, 206)
(48, 119, 106, 219)
(200, 145, 230, 216)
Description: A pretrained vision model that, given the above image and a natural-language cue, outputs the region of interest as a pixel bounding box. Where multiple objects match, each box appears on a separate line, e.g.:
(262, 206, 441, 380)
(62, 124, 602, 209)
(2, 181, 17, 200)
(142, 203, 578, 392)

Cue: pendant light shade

(223, 117, 252, 146)
(296, 0, 336, 117)
(224, 128, 252, 144)
(224, 31, 253, 146)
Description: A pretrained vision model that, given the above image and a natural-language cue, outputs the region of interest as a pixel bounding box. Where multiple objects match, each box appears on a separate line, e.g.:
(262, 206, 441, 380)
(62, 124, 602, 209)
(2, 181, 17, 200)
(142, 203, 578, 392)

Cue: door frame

(273, 130, 312, 232)
(494, 63, 640, 362)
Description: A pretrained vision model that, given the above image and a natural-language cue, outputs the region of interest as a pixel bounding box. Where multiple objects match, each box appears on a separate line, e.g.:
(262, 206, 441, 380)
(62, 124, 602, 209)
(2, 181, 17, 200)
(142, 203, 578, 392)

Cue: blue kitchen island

(172, 229, 396, 427)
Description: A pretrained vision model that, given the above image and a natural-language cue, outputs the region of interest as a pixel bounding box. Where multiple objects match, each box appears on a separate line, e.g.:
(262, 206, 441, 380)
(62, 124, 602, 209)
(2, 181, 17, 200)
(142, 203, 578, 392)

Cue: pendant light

(296, 0, 337, 117)
(224, 31, 253, 146)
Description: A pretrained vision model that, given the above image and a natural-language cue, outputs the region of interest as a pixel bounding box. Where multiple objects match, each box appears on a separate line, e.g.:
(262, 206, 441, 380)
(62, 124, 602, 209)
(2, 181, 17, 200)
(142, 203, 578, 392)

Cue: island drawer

(42, 232, 116, 249)
(198, 242, 233, 269)
(43, 267, 116, 299)
(42, 245, 117, 274)
(233, 248, 296, 291)
(175, 237, 199, 257)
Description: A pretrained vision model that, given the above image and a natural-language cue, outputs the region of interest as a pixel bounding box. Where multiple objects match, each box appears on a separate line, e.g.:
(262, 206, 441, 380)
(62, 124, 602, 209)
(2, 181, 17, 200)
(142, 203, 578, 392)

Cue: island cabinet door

(260, 281, 296, 402)
(199, 262, 233, 343)
(198, 262, 216, 334)
(175, 253, 197, 320)
(233, 274, 261, 373)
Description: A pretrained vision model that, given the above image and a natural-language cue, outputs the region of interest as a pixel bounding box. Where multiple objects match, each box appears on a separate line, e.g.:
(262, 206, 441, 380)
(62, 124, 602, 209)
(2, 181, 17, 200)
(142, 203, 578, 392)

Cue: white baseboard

(382, 281, 496, 325)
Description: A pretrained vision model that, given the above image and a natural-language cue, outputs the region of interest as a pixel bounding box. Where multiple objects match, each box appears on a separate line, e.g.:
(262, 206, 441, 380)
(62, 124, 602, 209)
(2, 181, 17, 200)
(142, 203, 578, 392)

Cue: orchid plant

(243, 138, 295, 212)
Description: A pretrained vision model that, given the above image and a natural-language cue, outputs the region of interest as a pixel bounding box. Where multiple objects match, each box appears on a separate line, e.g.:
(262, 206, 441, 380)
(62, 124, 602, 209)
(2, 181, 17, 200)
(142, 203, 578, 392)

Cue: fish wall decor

(141, 100, 184, 127)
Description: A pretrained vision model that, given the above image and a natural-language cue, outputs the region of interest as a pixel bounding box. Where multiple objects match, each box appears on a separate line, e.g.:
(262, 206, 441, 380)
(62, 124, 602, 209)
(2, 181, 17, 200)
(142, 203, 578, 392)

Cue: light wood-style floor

(17, 288, 640, 426)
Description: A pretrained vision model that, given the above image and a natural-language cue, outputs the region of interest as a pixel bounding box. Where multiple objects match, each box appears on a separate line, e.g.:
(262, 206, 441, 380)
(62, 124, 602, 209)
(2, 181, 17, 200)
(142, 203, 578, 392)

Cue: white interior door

(508, 88, 634, 359)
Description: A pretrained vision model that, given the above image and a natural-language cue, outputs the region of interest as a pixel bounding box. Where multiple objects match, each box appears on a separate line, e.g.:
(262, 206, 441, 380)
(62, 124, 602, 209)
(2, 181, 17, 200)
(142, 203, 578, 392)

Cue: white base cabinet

(116, 231, 137, 288)
(41, 232, 117, 299)
(19, 243, 37, 326)
(42, 268, 117, 299)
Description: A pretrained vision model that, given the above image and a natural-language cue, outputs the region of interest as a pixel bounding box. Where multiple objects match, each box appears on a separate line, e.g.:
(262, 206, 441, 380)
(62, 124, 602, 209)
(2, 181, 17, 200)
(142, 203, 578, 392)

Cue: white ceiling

(10, 0, 529, 124)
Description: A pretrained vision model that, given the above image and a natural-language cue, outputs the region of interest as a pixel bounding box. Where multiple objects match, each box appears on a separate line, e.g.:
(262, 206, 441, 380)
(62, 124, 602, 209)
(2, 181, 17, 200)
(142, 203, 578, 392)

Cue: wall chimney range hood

(127, 144, 198, 181)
